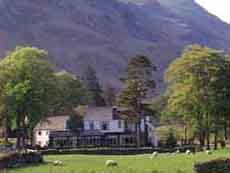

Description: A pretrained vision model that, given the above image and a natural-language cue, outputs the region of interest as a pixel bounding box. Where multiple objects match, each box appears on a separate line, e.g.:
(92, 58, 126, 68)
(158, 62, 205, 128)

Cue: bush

(194, 158, 230, 173)
(0, 152, 43, 169)
(0, 138, 13, 146)
(157, 127, 177, 148)
(219, 140, 226, 149)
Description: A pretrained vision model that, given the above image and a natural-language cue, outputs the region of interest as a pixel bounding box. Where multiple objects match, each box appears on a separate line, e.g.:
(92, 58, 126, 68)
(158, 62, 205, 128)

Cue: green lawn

(6, 149, 230, 173)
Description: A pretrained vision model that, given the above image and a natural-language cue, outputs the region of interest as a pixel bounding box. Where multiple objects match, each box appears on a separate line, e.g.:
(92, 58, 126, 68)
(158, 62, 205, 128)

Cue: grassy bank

(6, 149, 230, 173)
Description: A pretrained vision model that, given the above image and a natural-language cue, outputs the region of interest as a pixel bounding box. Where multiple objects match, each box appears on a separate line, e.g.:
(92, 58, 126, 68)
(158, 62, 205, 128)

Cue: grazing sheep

(176, 150, 180, 154)
(186, 150, 191, 155)
(206, 150, 212, 155)
(53, 160, 63, 166)
(152, 151, 158, 157)
(105, 160, 118, 167)
(150, 151, 158, 159)
(26, 149, 38, 153)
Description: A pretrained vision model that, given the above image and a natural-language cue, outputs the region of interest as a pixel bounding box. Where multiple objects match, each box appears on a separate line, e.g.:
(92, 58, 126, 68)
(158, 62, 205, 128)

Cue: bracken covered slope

(0, 0, 230, 91)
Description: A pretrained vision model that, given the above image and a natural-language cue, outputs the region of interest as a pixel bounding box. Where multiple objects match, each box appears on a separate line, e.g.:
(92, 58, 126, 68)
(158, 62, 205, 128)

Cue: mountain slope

(0, 0, 230, 91)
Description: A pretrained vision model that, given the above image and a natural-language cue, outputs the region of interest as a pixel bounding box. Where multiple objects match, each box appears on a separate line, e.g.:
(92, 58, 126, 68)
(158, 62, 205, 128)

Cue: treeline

(156, 44, 230, 150)
(1, 44, 230, 150)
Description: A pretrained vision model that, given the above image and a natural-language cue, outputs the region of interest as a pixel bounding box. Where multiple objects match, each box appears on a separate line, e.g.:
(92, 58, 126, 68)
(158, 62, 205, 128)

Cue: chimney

(112, 106, 118, 120)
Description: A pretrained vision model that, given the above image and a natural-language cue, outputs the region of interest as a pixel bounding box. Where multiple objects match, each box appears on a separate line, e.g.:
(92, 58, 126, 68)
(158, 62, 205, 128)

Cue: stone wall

(0, 152, 43, 169)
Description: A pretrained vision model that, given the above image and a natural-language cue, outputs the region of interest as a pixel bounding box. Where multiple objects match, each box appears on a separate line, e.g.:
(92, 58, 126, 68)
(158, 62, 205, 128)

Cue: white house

(34, 115, 69, 147)
(34, 107, 158, 148)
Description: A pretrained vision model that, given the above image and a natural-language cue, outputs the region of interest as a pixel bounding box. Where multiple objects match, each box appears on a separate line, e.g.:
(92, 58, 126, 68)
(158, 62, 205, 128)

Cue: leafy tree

(82, 65, 105, 106)
(104, 83, 117, 106)
(54, 71, 89, 113)
(66, 112, 83, 131)
(117, 55, 157, 147)
(164, 45, 230, 149)
(0, 47, 56, 148)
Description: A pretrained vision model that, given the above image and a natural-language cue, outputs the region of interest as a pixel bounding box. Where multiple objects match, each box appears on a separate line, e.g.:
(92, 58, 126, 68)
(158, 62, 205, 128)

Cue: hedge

(0, 152, 43, 169)
(194, 158, 230, 173)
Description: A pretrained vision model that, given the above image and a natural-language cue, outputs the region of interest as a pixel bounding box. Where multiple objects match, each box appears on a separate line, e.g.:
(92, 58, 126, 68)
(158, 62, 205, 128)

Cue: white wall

(34, 130, 50, 147)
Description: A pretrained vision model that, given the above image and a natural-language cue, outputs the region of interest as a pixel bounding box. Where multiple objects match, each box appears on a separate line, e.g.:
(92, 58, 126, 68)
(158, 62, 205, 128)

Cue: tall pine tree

(118, 55, 157, 147)
(82, 65, 105, 107)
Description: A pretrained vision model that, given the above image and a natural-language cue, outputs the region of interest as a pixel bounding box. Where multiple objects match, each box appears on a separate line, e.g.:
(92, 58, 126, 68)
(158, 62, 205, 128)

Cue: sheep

(149, 151, 158, 159)
(206, 150, 212, 155)
(176, 150, 180, 154)
(26, 149, 38, 153)
(186, 149, 191, 155)
(105, 160, 118, 167)
(53, 160, 63, 166)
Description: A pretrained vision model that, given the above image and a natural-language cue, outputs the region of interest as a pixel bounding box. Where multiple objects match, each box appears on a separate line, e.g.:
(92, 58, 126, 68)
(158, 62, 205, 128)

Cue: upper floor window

(118, 120, 122, 128)
(89, 122, 94, 130)
(38, 131, 42, 136)
(101, 122, 109, 130)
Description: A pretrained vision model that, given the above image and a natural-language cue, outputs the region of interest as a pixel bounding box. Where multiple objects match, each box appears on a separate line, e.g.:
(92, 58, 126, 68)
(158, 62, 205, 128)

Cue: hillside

(0, 0, 230, 91)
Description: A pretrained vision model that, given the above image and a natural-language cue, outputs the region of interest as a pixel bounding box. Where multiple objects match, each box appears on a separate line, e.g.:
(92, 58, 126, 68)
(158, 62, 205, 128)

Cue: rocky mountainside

(0, 0, 230, 91)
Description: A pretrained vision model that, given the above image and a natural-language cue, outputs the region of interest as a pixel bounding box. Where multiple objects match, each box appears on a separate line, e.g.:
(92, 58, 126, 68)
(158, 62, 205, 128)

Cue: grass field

(5, 149, 230, 173)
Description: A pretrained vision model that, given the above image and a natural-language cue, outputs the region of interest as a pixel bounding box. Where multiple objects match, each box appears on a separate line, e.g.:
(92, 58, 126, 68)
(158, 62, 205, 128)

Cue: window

(118, 120, 122, 128)
(89, 122, 94, 130)
(38, 131, 42, 136)
(101, 122, 109, 130)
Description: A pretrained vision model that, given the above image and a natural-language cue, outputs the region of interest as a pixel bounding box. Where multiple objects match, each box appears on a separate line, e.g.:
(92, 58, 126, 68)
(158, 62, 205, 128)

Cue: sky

(195, 0, 230, 23)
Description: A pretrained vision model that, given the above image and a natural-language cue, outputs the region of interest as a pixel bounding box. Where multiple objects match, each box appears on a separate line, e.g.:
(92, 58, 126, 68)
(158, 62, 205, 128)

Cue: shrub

(157, 127, 177, 148)
(194, 158, 230, 173)
(219, 140, 226, 149)
(165, 129, 177, 148)
(0, 138, 13, 146)
(0, 152, 43, 169)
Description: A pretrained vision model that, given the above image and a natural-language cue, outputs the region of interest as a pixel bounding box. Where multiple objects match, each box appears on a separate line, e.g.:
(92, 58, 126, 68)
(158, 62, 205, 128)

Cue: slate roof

(34, 115, 69, 131)
(83, 107, 114, 121)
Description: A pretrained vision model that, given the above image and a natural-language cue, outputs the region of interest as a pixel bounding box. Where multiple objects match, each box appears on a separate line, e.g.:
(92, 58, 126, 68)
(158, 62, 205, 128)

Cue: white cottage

(34, 107, 158, 148)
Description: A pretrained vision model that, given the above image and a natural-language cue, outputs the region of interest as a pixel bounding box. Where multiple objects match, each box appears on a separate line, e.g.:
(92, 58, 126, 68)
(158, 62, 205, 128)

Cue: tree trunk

(136, 122, 141, 148)
(144, 118, 148, 146)
(224, 121, 228, 141)
(3, 116, 9, 144)
(214, 128, 218, 150)
(214, 114, 219, 150)
(198, 113, 205, 149)
(16, 115, 21, 149)
(228, 120, 230, 141)
(206, 116, 210, 150)
(21, 119, 26, 149)
(184, 126, 187, 145)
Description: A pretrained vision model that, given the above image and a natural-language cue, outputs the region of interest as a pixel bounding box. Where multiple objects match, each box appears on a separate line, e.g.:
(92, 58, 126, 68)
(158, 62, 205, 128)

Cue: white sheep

(176, 150, 180, 154)
(53, 160, 63, 166)
(150, 151, 158, 159)
(186, 149, 191, 155)
(26, 149, 38, 153)
(206, 150, 212, 155)
(105, 160, 118, 167)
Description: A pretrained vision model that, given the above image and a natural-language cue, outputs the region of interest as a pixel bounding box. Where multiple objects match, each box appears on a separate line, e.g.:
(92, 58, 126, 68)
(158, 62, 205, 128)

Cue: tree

(104, 83, 117, 106)
(54, 71, 89, 113)
(117, 55, 157, 147)
(0, 47, 57, 148)
(82, 65, 105, 106)
(66, 112, 83, 131)
(164, 45, 230, 149)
